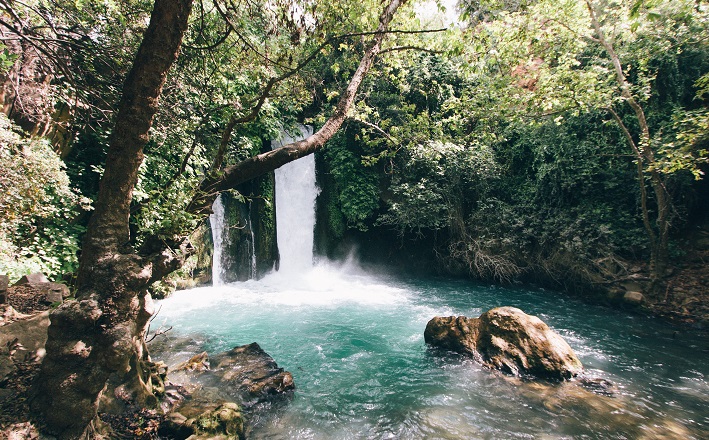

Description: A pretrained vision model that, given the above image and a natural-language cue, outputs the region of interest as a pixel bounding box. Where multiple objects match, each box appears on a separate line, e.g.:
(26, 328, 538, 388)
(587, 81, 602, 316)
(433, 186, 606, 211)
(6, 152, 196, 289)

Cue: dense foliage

(317, 0, 709, 289)
(0, 0, 421, 274)
(0, 114, 88, 280)
(1, 0, 708, 293)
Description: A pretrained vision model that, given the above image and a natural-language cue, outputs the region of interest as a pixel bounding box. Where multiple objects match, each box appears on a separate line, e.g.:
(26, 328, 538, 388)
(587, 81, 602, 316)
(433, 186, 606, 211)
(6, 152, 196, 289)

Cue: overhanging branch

(187, 0, 409, 215)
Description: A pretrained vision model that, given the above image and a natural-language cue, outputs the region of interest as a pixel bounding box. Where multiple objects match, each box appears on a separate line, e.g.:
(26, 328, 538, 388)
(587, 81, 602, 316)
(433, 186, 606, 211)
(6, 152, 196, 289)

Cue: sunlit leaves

(0, 115, 88, 280)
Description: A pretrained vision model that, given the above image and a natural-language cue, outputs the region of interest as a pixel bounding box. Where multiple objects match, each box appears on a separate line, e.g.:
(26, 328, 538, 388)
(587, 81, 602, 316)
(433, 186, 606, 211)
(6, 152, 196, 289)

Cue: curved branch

(608, 107, 656, 247)
(211, 77, 277, 170)
(379, 45, 444, 55)
(348, 117, 399, 145)
(210, 11, 438, 171)
(188, 0, 409, 214)
(183, 26, 232, 50)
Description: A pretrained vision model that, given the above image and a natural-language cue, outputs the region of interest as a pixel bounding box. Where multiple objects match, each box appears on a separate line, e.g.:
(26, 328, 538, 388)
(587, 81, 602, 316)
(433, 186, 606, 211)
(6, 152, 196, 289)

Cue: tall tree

(30, 1, 195, 437)
(29, 0, 408, 437)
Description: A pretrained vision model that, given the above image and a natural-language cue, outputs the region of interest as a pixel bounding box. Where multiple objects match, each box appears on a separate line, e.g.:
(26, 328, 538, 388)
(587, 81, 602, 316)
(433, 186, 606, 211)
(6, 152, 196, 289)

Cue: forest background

(1, 0, 708, 312)
(1, 0, 709, 436)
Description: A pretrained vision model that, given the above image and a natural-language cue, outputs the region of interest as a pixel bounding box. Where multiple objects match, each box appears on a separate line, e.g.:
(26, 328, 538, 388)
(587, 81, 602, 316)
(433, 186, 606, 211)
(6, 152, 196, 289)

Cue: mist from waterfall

(272, 125, 318, 273)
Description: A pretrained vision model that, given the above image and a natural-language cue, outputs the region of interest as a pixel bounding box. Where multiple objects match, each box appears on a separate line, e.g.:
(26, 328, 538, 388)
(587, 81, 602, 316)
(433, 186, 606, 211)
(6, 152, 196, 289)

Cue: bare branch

(379, 45, 443, 55)
(183, 27, 232, 50)
(145, 326, 173, 343)
(349, 117, 398, 144)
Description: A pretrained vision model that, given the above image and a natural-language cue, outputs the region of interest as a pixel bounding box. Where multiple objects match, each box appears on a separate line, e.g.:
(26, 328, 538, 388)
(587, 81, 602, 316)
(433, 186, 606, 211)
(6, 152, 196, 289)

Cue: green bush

(0, 114, 88, 281)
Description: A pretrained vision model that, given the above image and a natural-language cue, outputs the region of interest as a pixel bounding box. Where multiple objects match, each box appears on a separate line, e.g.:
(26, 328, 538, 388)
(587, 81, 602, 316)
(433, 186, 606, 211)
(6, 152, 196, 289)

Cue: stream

(152, 263, 709, 439)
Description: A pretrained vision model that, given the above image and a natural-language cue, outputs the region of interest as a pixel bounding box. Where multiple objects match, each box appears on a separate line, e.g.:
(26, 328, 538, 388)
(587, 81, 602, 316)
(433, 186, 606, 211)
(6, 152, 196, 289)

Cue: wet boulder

(175, 352, 210, 372)
(160, 343, 293, 439)
(425, 307, 582, 380)
(211, 342, 295, 405)
(165, 342, 295, 409)
(422, 315, 480, 357)
(161, 399, 244, 440)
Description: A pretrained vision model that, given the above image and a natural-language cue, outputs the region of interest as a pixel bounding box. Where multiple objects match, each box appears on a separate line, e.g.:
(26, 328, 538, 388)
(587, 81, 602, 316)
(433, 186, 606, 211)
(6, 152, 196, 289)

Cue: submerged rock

(161, 342, 294, 438)
(579, 376, 618, 397)
(425, 307, 582, 380)
(516, 379, 694, 438)
(175, 351, 210, 372)
(211, 342, 295, 405)
(159, 397, 245, 440)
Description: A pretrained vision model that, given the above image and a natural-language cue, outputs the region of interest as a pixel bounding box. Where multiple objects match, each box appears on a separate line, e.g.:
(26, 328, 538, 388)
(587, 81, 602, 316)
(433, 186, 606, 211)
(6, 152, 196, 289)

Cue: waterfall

(210, 194, 226, 285)
(248, 200, 257, 278)
(272, 125, 318, 273)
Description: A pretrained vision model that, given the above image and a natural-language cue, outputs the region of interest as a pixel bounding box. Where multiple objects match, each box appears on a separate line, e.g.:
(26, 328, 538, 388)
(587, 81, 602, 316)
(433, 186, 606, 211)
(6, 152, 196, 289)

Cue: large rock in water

(160, 343, 294, 439)
(211, 342, 295, 405)
(425, 307, 582, 380)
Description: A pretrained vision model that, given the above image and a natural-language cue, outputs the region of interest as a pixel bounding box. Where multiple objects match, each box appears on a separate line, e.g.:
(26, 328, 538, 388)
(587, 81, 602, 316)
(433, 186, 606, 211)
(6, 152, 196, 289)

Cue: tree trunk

(587, 0, 670, 287)
(30, 0, 407, 437)
(649, 171, 670, 283)
(30, 1, 194, 438)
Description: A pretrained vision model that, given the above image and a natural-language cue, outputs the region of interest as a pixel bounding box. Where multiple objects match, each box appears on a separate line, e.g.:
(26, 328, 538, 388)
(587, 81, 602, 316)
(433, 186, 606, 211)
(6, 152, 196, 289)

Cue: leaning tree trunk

(187, 0, 407, 215)
(30, 1, 194, 438)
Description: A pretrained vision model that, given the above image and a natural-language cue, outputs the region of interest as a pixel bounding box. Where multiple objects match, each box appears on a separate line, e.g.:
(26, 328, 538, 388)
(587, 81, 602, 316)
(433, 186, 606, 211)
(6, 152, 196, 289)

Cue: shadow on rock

(158, 342, 295, 439)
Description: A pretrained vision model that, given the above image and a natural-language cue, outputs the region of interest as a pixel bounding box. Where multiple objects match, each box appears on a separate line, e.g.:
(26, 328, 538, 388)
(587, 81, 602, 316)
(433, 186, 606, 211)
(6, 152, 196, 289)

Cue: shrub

(0, 114, 88, 281)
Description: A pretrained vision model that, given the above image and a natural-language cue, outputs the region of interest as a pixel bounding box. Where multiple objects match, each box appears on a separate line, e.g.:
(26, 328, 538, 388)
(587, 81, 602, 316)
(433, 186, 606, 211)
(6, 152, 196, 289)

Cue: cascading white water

(210, 194, 226, 285)
(272, 125, 318, 273)
(248, 200, 257, 278)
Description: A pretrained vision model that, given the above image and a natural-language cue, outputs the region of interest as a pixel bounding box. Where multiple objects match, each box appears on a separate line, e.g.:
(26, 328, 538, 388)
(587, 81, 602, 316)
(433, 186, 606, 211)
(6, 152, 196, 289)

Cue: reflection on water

(152, 262, 709, 439)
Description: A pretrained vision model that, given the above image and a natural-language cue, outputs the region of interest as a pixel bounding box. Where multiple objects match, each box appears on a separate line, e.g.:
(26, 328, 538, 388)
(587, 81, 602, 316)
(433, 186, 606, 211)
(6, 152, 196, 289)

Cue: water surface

(152, 263, 709, 439)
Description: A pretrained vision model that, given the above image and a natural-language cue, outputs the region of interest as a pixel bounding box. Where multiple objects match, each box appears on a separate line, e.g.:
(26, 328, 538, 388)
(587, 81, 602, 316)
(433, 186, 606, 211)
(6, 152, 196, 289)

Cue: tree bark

(587, 0, 670, 285)
(30, 1, 194, 438)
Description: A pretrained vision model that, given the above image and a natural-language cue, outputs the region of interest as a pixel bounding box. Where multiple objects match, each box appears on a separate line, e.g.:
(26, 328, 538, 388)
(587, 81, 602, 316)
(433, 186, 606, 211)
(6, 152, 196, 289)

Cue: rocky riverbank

(0, 277, 294, 439)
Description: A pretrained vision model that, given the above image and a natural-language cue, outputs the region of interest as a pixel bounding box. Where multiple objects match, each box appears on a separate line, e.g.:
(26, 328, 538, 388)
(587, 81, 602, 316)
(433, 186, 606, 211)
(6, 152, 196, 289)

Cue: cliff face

(177, 174, 278, 288)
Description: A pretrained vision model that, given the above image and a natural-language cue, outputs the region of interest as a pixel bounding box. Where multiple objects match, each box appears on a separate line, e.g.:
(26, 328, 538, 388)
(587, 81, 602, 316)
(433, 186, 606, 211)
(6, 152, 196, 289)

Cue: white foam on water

(160, 263, 411, 318)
